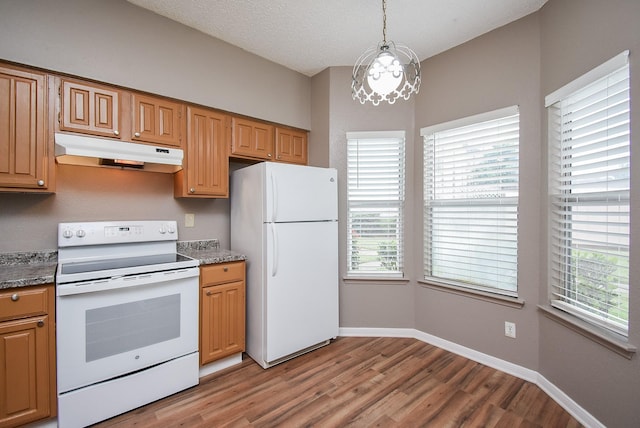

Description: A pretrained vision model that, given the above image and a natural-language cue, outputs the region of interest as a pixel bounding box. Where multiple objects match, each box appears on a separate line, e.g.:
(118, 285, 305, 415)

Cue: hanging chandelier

(352, 0, 421, 105)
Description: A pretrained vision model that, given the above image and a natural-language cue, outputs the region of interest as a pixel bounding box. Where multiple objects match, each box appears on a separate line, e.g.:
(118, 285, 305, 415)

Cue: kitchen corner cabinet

(200, 262, 246, 365)
(0, 64, 53, 193)
(230, 117, 274, 160)
(131, 93, 183, 147)
(175, 106, 229, 198)
(275, 127, 308, 165)
(0, 285, 56, 427)
(59, 78, 121, 139)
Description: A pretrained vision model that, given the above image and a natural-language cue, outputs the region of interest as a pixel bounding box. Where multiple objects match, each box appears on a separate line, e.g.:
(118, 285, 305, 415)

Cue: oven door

(56, 267, 199, 394)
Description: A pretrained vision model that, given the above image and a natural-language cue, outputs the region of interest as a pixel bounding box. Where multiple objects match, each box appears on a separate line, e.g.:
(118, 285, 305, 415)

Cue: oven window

(85, 294, 181, 362)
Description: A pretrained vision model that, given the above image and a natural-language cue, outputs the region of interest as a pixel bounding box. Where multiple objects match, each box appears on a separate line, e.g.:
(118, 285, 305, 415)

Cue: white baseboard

(339, 327, 602, 428)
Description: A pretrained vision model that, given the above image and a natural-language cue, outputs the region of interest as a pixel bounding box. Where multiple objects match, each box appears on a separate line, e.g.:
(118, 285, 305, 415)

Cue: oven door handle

(56, 267, 199, 296)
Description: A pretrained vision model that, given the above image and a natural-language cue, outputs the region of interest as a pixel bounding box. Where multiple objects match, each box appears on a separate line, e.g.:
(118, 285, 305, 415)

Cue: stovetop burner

(59, 253, 194, 275)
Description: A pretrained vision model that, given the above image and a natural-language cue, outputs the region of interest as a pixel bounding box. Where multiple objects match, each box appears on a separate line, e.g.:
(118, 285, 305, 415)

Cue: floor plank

(93, 337, 582, 428)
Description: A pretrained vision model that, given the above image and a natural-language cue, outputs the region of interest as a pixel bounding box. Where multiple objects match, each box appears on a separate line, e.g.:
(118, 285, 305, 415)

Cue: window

(421, 106, 519, 296)
(346, 131, 405, 277)
(546, 51, 630, 336)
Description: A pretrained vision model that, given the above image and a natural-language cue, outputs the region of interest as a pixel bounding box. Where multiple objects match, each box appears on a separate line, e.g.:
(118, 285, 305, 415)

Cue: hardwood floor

(94, 337, 582, 427)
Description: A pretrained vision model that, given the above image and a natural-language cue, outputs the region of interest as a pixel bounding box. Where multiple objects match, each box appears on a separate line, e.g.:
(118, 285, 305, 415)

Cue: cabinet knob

(189, 188, 195, 193)
(37, 180, 45, 186)
(37, 320, 45, 328)
(11, 293, 19, 302)
(113, 130, 120, 136)
(267, 153, 272, 157)
(134, 132, 141, 138)
(223, 267, 228, 272)
(206, 291, 212, 296)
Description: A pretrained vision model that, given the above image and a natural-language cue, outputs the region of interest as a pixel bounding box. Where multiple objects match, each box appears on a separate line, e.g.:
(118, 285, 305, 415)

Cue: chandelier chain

(382, 0, 387, 44)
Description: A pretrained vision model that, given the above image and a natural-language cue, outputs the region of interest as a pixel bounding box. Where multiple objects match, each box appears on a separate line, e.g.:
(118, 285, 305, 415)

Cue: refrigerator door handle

(271, 223, 278, 277)
(270, 172, 278, 222)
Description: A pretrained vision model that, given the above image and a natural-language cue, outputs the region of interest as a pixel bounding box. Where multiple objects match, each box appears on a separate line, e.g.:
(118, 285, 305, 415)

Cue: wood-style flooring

(93, 337, 582, 427)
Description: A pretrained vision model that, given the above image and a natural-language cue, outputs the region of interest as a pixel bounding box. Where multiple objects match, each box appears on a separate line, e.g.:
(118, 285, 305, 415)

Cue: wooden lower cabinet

(0, 285, 56, 428)
(200, 262, 246, 365)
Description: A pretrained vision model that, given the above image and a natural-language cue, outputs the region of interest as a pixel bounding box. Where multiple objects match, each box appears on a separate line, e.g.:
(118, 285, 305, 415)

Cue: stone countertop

(0, 251, 57, 289)
(0, 240, 245, 290)
(177, 240, 246, 266)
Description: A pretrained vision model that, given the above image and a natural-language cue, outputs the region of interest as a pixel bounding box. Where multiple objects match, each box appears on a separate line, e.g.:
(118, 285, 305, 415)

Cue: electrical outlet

(185, 213, 195, 228)
(505, 321, 516, 338)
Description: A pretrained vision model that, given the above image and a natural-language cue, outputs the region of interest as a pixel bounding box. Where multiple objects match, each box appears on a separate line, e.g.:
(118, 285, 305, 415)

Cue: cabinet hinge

(57, 112, 60, 123)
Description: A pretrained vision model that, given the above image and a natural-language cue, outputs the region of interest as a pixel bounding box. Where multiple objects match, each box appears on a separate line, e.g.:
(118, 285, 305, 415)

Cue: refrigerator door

(264, 163, 337, 223)
(264, 221, 338, 363)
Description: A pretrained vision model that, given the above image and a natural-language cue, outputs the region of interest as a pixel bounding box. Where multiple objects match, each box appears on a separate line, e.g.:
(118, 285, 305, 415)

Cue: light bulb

(367, 51, 403, 96)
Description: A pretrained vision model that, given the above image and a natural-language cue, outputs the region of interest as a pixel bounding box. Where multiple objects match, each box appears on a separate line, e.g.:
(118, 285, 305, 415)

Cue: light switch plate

(185, 213, 195, 228)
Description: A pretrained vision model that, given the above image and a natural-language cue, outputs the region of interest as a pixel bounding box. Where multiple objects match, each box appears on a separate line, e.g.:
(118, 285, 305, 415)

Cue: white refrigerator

(230, 162, 338, 368)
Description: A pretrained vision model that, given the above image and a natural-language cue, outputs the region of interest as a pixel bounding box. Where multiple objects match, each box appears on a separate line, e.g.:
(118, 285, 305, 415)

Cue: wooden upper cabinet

(131, 93, 183, 147)
(60, 79, 121, 139)
(175, 106, 229, 198)
(0, 64, 52, 192)
(230, 117, 274, 160)
(275, 127, 308, 165)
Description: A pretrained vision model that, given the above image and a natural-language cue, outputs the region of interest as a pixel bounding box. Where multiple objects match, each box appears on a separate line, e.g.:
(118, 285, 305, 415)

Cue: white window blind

(347, 131, 405, 277)
(422, 107, 519, 295)
(548, 54, 630, 336)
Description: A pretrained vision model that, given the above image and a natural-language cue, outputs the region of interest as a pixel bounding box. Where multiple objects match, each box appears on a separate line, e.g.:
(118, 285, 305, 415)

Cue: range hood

(54, 133, 183, 173)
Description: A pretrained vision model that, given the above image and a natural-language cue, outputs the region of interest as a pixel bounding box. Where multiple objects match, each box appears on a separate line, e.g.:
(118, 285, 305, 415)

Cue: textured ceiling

(126, 0, 547, 77)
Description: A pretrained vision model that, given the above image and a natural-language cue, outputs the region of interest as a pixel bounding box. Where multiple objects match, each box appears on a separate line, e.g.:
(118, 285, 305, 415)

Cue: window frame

(421, 105, 520, 297)
(545, 51, 630, 337)
(346, 130, 406, 279)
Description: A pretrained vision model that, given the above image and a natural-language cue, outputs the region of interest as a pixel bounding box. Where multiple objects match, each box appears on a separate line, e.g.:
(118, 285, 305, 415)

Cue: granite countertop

(177, 239, 246, 265)
(0, 240, 245, 290)
(0, 251, 58, 290)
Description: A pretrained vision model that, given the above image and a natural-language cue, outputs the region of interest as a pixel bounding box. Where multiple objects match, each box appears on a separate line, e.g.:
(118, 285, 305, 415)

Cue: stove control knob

(76, 229, 86, 238)
(62, 229, 74, 239)
(167, 224, 176, 234)
(159, 225, 167, 234)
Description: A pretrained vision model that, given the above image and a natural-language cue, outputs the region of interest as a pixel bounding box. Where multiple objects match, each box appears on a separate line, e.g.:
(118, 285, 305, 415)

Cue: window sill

(417, 280, 524, 308)
(538, 304, 636, 359)
(343, 276, 410, 285)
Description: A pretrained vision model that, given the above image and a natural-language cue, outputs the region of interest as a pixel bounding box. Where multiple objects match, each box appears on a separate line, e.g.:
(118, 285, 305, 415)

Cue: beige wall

(317, 1, 640, 426)
(538, 1, 640, 426)
(325, 67, 416, 329)
(414, 12, 542, 371)
(0, 0, 310, 129)
(0, 0, 311, 252)
(2, 0, 639, 425)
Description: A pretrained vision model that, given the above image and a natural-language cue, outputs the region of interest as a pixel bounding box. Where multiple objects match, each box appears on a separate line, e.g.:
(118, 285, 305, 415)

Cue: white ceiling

(126, 0, 547, 77)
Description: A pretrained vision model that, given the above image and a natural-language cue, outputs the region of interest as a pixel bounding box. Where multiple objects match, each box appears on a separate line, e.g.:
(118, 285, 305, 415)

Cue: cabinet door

(0, 65, 49, 191)
(0, 316, 51, 427)
(60, 79, 120, 139)
(200, 280, 245, 365)
(230, 117, 274, 160)
(132, 93, 182, 147)
(275, 127, 308, 165)
(175, 106, 228, 198)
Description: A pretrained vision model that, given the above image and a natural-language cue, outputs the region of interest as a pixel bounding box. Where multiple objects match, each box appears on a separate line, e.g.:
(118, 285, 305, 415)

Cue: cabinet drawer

(201, 262, 245, 286)
(0, 286, 49, 322)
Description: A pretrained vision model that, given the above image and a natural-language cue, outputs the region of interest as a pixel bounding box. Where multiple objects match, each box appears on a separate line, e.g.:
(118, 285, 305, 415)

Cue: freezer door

(264, 221, 338, 363)
(265, 163, 337, 223)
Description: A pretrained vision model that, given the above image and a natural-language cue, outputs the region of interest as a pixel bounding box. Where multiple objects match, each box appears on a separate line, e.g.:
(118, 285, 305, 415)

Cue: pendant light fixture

(352, 0, 421, 105)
